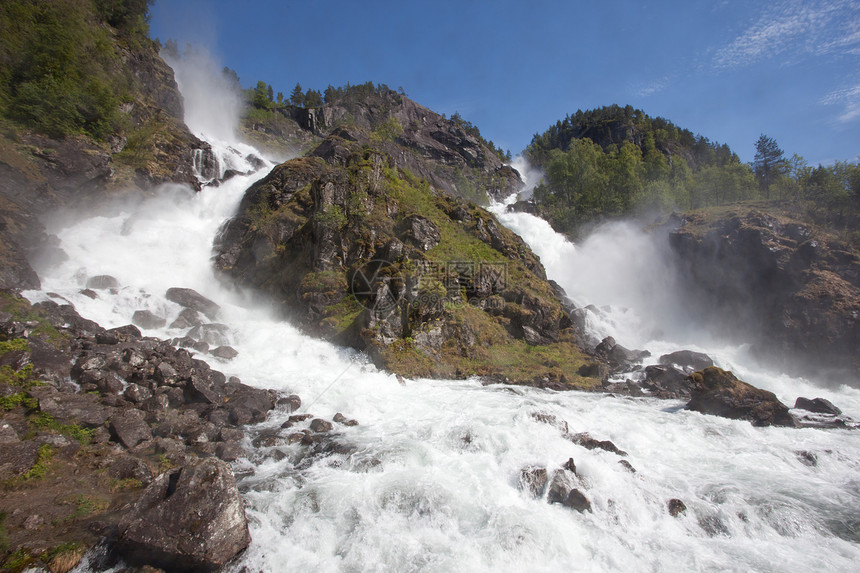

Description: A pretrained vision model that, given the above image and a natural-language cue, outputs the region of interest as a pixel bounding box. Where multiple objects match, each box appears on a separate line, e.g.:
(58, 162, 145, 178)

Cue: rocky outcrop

(242, 88, 522, 203)
(0, 291, 285, 570)
(666, 208, 860, 381)
(214, 139, 604, 386)
(117, 457, 250, 571)
(685, 367, 797, 427)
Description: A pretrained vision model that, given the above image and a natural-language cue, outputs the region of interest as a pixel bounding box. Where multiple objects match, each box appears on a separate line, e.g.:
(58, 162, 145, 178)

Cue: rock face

(117, 457, 251, 571)
(241, 87, 522, 202)
(214, 140, 604, 386)
(667, 208, 860, 380)
(686, 367, 796, 427)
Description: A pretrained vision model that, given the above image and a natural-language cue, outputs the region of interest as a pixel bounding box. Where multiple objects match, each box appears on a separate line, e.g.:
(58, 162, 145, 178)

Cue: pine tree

(753, 134, 785, 199)
(290, 83, 303, 106)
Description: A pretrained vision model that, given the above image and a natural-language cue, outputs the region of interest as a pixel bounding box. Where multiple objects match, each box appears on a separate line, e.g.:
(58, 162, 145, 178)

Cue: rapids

(25, 60, 859, 572)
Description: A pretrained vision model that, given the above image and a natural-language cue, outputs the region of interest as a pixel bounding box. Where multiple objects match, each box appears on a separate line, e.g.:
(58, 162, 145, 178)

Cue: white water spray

(28, 57, 860, 573)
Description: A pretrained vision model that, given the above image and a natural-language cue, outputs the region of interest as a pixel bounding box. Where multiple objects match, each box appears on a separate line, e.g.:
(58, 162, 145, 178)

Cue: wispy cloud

(822, 82, 860, 122)
(635, 77, 669, 97)
(714, 0, 860, 69)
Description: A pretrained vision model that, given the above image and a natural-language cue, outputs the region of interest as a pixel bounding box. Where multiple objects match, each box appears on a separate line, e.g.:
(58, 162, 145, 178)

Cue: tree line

(525, 105, 860, 239)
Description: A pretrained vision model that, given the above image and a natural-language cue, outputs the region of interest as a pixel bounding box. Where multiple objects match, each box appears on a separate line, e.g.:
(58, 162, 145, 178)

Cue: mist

(162, 47, 244, 143)
(509, 155, 543, 200)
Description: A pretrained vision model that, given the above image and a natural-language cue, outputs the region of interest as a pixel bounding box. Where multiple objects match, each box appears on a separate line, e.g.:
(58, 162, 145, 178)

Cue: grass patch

(64, 495, 109, 521)
(21, 444, 53, 481)
(43, 542, 85, 573)
(28, 412, 96, 446)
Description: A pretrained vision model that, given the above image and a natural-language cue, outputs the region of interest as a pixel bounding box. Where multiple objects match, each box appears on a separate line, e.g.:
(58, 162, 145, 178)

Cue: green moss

(1, 547, 35, 572)
(65, 495, 108, 521)
(21, 444, 54, 481)
(0, 292, 67, 347)
(321, 295, 364, 334)
(28, 412, 95, 446)
(0, 391, 38, 411)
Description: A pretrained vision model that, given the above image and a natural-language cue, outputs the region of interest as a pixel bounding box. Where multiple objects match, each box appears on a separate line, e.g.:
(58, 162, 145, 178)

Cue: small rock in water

(519, 466, 549, 498)
(86, 275, 119, 290)
(668, 498, 687, 517)
(165, 287, 221, 320)
(562, 489, 592, 513)
(132, 310, 167, 330)
(618, 459, 637, 473)
(210, 345, 238, 360)
(310, 418, 333, 433)
(795, 450, 818, 467)
(793, 397, 842, 416)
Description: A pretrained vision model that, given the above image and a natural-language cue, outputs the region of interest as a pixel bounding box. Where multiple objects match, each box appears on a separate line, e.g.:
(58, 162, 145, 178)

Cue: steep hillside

(215, 131, 604, 386)
(0, 0, 215, 289)
(237, 82, 521, 204)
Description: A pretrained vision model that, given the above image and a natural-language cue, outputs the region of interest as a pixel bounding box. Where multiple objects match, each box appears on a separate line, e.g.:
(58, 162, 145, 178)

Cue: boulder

(165, 287, 221, 321)
(110, 410, 152, 449)
(132, 310, 167, 330)
(117, 458, 251, 571)
(668, 498, 687, 517)
(86, 275, 119, 290)
(594, 336, 650, 369)
(642, 365, 692, 399)
(210, 346, 239, 360)
(519, 466, 548, 498)
(793, 397, 842, 416)
(170, 308, 204, 329)
(686, 367, 797, 427)
(658, 350, 714, 373)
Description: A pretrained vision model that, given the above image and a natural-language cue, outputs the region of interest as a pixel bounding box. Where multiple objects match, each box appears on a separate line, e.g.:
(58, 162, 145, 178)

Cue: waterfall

(22, 63, 860, 573)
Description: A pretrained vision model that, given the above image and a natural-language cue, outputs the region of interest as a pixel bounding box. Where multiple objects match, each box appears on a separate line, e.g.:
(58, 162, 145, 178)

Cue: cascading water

(25, 60, 860, 572)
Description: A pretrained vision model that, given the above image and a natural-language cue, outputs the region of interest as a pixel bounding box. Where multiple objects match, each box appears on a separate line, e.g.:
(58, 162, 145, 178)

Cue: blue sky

(150, 0, 860, 165)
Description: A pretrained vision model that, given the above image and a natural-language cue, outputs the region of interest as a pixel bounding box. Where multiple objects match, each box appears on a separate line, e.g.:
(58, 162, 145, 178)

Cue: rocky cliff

(215, 131, 603, 386)
(0, 22, 214, 291)
(242, 87, 521, 203)
(665, 204, 860, 382)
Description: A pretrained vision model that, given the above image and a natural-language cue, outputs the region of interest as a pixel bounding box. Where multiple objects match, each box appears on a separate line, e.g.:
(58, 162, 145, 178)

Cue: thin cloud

(714, 0, 860, 69)
(822, 82, 860, 122)
(635, 77, 668, 97)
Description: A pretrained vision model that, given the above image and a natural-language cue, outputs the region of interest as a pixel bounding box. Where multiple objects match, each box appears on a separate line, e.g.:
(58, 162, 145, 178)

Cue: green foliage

(754, 134, 786, 198)
(316, 204, 347, 229)
(21, 444, 54, 481)
(0, 0, 152, 139)
(370, 116, 403, 143)
(527, 105, 761, 235)
(29, 412, 96, 445)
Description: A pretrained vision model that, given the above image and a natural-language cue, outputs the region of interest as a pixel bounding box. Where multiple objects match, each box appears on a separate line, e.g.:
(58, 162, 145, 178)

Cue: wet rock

(562, 457, 577, 474)
(215, 440, 245, 462)
(276, 394, 301, 413)
(567, 432, 628, 456)
(332, 412, 358, 426)
(668, 498, 687, 517)
(170, 308, 204, 329)
(793, 397, 842, 416)
(165, 287, 221, 321)
(188, 323, 231, 347)
(117, 457, 251, 571)
(530, 411, 569, 434)
(795, 450, 818, 466)
(107, 324, 143, 342)
(520, 466, 549, 498)
(547, 469, 577, 504)
(595, 336, 650, 369)
(185, 375, 221, 405)
(618, 459, 637, 473)
(123, 384, 153, 405)
(132, 310, 167, 330)
(110, 410, 152, 449)
(686, 367, 797, 427)
(210, 345, 238, 360)
(642, 365, 692, 399)
(658, 350, 714, 373)
(561, 489, 592, 513)
(226, 385, 275, 425)
(310, 418, 333, 433)
(86, 275, 119, 290)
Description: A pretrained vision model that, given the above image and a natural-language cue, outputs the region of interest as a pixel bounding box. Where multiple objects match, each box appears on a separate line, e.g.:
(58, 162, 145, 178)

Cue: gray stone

(117, 458, 250, 571)
(110, 410, 152, 449)
(165, 287, 221, 320)
(132, 310, 167, 330)
(86, 275, 119, 290)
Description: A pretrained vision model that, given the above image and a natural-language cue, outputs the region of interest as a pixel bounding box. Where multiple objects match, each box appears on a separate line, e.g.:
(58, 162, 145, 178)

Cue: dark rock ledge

(0, 290, 323, 572)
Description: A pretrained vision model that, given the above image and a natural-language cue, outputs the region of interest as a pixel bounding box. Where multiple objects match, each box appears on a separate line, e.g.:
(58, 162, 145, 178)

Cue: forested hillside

(525, 105, 860, 243)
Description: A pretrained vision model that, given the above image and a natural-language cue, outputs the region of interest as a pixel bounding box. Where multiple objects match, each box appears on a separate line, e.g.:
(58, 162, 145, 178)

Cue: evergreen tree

(753, 134, 785, 199)
(290, 83, 303, 106)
